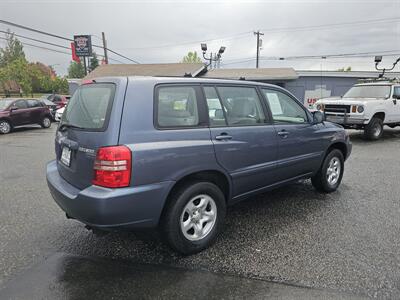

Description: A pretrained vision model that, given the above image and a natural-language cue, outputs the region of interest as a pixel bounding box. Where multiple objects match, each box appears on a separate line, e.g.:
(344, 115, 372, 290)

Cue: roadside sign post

(74, 35, 93, 75)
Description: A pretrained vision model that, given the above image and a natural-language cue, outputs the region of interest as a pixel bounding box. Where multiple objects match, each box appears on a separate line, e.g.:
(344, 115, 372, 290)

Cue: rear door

(204, 85, 278, 198)
(56, 78, 128, 189)
(26, 99, 42, 123)
(260, 88, 323, 182)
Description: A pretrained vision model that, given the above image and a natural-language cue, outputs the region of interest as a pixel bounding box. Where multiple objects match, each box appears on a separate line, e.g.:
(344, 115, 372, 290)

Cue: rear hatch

(55, 77, 127, 190)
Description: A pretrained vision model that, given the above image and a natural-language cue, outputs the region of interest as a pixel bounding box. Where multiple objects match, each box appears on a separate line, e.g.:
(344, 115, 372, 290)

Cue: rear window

(156, 86, 199, 128)
(61, 83, 115, 130)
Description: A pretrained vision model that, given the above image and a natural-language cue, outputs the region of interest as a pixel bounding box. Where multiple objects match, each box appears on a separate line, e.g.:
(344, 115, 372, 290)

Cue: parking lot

(0, 125, 400, 299)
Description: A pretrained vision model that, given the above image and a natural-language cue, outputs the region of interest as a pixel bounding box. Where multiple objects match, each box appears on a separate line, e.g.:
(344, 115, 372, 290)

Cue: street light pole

(201, 44, 226, 69)
(375, 56, 400, 78)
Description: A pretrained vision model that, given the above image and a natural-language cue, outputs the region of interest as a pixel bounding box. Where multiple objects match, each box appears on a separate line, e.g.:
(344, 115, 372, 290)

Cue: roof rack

(357, 77, 400, 84)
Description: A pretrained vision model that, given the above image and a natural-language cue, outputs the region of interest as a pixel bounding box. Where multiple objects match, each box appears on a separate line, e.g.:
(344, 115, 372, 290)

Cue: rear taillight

(92, 146, 131, 188)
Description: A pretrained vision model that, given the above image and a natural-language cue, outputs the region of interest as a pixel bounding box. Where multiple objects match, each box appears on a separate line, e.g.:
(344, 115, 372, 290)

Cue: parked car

(315, 79, 400, 140)
(54, 106, 65, 122)
(49, 94, 70, 109)
(41, 99, 58, 120)
(46, 77, 352, 254)
(0, 98, 52, 134)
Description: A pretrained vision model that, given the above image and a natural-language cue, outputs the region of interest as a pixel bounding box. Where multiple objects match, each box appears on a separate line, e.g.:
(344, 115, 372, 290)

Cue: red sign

(71, 42, 81, 63)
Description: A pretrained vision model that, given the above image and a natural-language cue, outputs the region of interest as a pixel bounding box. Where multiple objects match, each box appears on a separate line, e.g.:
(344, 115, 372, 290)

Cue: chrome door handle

(215, 134, 232, 141)
(277, 130, 289, 138)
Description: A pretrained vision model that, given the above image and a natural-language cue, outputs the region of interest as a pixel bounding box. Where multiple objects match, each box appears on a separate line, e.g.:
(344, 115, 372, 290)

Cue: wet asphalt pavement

(0, 125, 400, 299)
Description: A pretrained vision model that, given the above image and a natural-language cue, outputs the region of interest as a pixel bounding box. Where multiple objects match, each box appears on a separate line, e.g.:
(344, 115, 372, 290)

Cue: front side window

(157, 86, 199, 128)
(14, 100, 28, 109)
(262, 89, 308, 124)
(393, 87, 400, 98)
(216, 86, 266, 126)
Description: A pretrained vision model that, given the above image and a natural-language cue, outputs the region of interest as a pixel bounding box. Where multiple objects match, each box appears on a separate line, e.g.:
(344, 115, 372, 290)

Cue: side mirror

(10, 106, 18, 112)
(312, 111, 324, 124)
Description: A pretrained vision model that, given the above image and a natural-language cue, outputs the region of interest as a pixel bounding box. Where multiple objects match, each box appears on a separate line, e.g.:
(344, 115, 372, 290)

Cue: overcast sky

(0, 0, 399, 75)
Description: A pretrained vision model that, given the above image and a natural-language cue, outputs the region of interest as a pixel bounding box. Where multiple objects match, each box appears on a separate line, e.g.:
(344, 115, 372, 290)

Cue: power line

(115, 17, 399, 51)
(0, 30, 70, 50)
(0, 19, 140, 64)
(0, 36, 71, 55)
(0, 35, 125, 64)
(260, 17, 400, 33)
(116, 31, 252, 50)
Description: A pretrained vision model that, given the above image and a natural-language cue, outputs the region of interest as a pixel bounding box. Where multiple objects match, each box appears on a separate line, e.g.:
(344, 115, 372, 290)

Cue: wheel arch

(160, 169, 232, 223)
(372, 112, 385, 122)
(326, 141, 348, 160)
(0, 117, 13, 127)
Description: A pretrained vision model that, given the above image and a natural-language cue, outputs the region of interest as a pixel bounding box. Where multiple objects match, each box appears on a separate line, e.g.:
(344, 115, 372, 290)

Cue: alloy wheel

(180, 194, 217, 241)
(0, 121, 11, 134)
(326, 157, 341, 185)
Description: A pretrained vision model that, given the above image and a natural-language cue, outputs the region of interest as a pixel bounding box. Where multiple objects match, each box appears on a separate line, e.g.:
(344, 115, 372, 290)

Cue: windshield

(61, 83, 115, 130)
(344, 85, 391, 99)
(0, 100, 13, 110)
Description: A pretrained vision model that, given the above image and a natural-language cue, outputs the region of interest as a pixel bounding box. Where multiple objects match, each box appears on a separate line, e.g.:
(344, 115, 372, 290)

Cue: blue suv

(46, 77, 352, 254)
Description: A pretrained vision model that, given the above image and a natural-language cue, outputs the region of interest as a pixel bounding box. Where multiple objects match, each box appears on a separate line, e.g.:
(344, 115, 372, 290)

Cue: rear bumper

(46, 160, 174, 230)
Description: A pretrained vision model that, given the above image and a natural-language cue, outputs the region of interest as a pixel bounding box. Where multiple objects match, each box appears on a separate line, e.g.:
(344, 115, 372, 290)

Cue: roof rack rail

(357, 77, 400, 84)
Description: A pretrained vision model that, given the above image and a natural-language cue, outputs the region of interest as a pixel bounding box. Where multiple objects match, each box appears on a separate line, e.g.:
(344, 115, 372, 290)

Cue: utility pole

(102, 32, 109, 64)
(254, 30, 264, 68)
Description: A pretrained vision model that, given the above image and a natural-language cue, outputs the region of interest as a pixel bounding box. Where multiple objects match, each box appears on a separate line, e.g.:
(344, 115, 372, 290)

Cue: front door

(203, 85, 278, 198)
(260, 88, 323, 182)
(389, 86, 400, 123)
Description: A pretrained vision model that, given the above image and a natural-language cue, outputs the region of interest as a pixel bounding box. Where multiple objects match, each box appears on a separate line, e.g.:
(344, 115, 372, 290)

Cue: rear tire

(40, 116, 52, 128)
(0, 120, 11, 134)
(312, 149, 344, 193)
(364, 117, 383, 140)
(160, 181, 226, 255)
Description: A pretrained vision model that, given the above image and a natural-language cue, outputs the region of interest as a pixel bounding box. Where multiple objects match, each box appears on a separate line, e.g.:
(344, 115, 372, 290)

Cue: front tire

(312, 149, 344, 193)
(40, 116, 52, 128)
(0, 120, 12, 134)
(160, 181, 226, 255)
(364, 117, 383, 140)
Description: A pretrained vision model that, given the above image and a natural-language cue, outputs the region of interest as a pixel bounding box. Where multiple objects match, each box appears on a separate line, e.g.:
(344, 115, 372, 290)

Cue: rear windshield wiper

(58, 123, 85, 131)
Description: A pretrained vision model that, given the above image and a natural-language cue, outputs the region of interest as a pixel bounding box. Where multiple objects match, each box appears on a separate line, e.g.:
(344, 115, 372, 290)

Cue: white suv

(315, 80, 400, 140)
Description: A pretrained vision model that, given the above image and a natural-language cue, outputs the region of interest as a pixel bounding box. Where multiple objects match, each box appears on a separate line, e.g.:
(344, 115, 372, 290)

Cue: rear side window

(156, 86, 199, 128)
(27, 100, 40, 108)
(61, 83, 115, 130)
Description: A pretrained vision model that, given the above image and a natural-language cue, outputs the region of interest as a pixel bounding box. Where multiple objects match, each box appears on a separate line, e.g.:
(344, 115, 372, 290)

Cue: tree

(0, 29, 26, 67)
(89, 52, 99, 72)
(181, 51, 202, 63)
(0, 58, 32, 95)
(68, 61, 86, 78)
